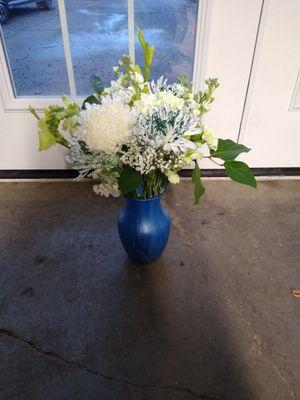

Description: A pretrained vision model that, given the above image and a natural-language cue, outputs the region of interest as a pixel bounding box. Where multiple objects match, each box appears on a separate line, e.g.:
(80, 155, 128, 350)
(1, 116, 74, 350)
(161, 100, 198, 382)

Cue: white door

(238, 0, 300, 168)
(1, 0, 294, 171)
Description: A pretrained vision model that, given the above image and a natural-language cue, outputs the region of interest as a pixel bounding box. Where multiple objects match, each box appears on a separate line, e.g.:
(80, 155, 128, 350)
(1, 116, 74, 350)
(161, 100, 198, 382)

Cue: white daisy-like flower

(74, 100, 136, 153)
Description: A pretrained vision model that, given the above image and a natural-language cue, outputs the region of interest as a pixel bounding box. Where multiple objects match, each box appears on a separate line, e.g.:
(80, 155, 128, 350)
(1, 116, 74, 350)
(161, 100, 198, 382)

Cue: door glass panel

(0, 0, 199, 97)
(134, 0, 199, 82)
(65, 0, 129, 95)
(0, 0, 69, 96)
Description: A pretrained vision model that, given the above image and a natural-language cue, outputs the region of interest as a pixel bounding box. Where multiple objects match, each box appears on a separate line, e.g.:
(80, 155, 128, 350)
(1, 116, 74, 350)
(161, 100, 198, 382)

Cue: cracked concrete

(0, 328, 217, 399)
(0, 180, 299, 399)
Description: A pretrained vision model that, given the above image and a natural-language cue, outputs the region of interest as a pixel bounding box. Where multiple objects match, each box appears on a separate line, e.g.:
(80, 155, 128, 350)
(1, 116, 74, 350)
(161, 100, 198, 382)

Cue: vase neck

(126, 195, 163, 209)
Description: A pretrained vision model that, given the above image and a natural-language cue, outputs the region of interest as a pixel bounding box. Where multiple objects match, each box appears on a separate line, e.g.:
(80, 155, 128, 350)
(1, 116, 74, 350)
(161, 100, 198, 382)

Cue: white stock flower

(135, 72, 144, 84)
(75, 100, 135, 153)
(93, 183, 120, 197)
(191, 151, 203, 160)
(135, 91, 184, 114)
(165, 170, 180, 184)
(202, 126, 218, 150)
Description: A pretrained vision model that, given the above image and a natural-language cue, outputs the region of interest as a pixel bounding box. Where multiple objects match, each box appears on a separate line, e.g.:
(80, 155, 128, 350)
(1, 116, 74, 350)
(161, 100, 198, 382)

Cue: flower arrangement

(30, 29, 256, 204)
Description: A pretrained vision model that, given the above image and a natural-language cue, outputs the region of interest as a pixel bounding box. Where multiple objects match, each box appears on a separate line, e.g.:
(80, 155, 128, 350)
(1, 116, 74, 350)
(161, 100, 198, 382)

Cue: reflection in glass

(65, 0, 128, 95)
(135, 0, 198, 83)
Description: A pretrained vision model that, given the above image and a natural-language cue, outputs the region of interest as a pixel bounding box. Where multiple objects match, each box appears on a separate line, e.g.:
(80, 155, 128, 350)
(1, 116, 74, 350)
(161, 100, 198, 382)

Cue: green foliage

(194, 78, 219, 117)
(224, 160, 257, 188)
(137, 27, 155, 82)
(192, 162, 205, 204)
(184, 132, 203, 147)
(120, 54, 142, 103)
(177, 74, 192, 91)
(82, 95, 100, 110)
(177, 74, 193, 100)
(118, 165, 142, 195)
(37, 119, 56, 151)
(211, 139, 250, 161)
(90, 74, 104, 95)
(139, 171, 168, 199)
(118, 168, 166, 199)
(82, 75, 103, 109)
(29, 97, 80, 151)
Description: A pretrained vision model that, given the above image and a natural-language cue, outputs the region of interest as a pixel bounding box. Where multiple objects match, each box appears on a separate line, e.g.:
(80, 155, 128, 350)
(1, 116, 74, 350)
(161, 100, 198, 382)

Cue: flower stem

(203, 156, 224, 167)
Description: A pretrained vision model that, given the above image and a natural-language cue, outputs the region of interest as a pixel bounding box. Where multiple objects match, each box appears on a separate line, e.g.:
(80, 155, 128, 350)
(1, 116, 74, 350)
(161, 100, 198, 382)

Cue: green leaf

(90, 74, 104, 94)
(185, 133, 203, 144)
(192, 162, 205, 204)
(37, 119, 56, 151)
(118, 166, 142, 195)
(211, 139, 250, 161)
(224, 160, 257, 188)
(137, 27, 155, 82)
(82, 95, 100, 110)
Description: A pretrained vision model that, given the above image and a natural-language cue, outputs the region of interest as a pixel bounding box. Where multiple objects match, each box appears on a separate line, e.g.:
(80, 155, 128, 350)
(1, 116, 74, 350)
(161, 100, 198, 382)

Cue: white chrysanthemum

(74, 100, 135, 153)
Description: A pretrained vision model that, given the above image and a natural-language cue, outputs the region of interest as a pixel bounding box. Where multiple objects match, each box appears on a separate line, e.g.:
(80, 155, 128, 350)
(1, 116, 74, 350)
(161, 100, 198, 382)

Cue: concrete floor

(0, 180, 299, 400)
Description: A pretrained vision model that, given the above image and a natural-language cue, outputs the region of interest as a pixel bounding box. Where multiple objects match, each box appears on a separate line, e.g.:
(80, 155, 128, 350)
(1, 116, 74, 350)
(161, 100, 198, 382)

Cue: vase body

(118, 194, 170, 264)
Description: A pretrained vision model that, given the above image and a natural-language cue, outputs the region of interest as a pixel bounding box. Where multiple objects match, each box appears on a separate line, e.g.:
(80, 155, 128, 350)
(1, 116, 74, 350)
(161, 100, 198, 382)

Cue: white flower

(202, 126, 218, 150)
(159, 91, 184, 110)
(93, 183, 120, 197)
(103, 79, 135, 103)
(165, 170, 180, 184)
(135, 91, 184, 114)
(163, 138, 197, 154)
(134, 72, 144, 84)
(74, 101, 135, 153)
(168, 82, 186, 97)
(191, 151, 203, 160)
(134, 93, 156, 114)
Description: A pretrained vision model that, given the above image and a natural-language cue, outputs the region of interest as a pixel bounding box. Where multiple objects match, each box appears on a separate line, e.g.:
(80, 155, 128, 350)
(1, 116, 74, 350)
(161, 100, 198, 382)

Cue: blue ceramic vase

(118, 193, 171, 264)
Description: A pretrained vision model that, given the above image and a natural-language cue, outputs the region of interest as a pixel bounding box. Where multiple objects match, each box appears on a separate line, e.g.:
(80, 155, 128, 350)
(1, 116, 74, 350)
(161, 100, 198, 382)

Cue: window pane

(0, 0, 69, 96)
(65, 0, 129, 95)
(134, 0, 198, 82)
